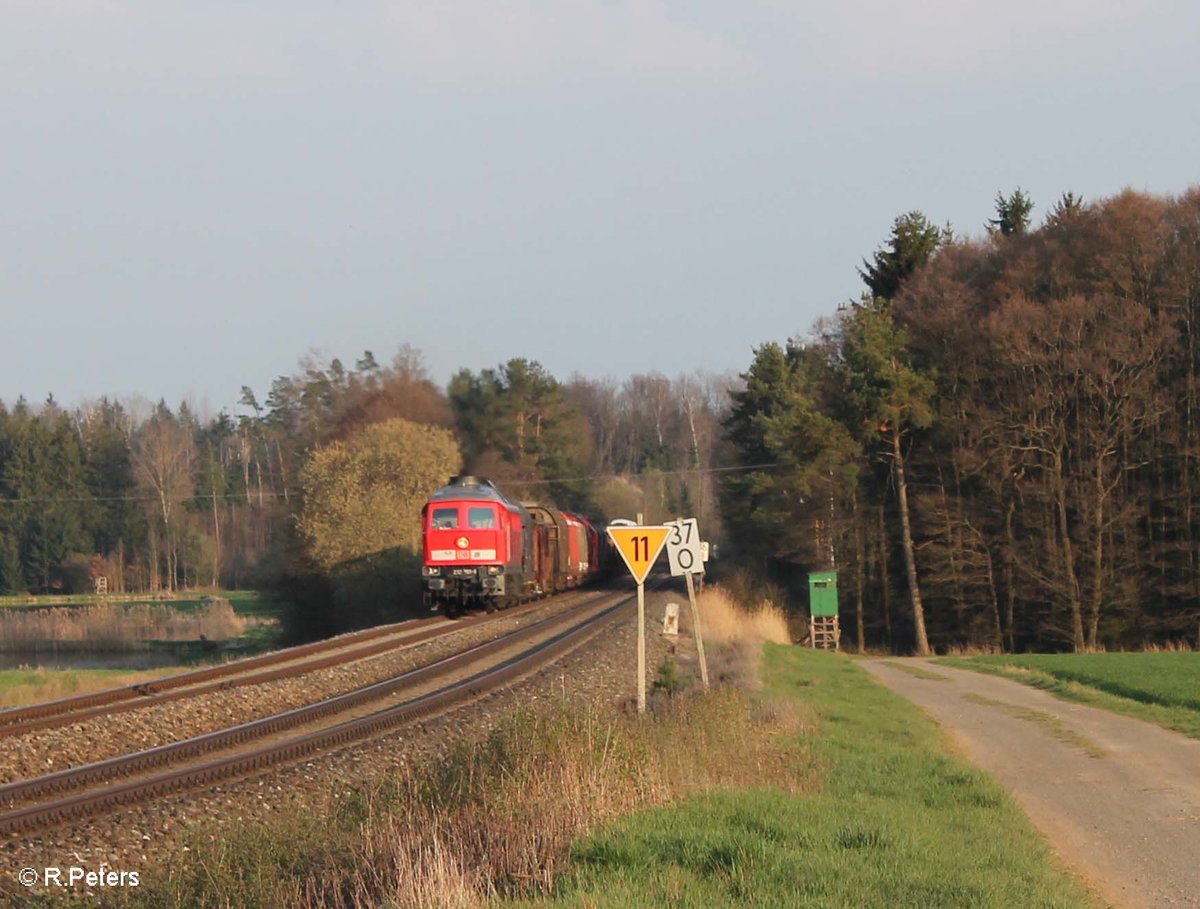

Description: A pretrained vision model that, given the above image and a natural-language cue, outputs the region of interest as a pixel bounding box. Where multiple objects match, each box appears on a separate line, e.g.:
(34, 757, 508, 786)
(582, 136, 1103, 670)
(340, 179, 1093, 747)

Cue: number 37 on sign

(664, 518, 705, 577)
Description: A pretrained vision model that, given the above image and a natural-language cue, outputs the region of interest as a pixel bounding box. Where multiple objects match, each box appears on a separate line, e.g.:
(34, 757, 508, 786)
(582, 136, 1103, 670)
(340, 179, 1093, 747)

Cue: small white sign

(700, 541, 710, 562)
(665, 518, 703, 577)
(662, 602, 679, 636)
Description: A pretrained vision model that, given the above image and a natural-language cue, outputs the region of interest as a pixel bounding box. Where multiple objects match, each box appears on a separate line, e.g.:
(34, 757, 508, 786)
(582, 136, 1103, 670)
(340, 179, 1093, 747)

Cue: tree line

(0, 345, 733, 622)
(722, 187, 1200, 652)
(9, 185, 1195, 653)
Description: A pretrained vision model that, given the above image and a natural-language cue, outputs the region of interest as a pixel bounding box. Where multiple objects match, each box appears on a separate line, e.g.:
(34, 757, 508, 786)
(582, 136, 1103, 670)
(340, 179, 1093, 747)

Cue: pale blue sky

(2, 1, 1197, 414)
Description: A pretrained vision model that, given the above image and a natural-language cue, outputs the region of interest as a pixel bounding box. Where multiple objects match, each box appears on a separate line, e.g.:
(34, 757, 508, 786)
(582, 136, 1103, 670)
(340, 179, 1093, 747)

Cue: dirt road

(861, 660, 1200, 909)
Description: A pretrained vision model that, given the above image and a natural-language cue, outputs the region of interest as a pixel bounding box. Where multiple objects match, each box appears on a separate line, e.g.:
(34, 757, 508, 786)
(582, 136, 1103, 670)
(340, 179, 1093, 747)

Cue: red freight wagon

(564, 512, 600, 578)
(522, 503, 566, 595)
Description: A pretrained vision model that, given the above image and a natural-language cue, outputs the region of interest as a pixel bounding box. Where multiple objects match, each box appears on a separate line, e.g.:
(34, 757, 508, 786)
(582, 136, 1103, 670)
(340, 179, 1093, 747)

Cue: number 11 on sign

(606, 524, 670, 713)
(633, 535, 649, 560)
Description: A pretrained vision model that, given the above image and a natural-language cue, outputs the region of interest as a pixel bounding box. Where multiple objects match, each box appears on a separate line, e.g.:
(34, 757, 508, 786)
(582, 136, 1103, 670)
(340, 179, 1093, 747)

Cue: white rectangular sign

(431, 549, 497, 561)
(665, 518, 703, 577)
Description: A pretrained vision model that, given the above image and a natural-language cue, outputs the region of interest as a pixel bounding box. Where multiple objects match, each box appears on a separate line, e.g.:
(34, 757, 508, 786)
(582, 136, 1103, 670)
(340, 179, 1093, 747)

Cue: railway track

(0, 593, 573, 739)
(0, 617, 447, 729)
(0, 585, 634, 838)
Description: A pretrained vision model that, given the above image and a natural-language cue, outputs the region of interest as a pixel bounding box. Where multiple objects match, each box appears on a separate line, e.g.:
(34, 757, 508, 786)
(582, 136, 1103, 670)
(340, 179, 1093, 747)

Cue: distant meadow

(0, 596, 274, 654)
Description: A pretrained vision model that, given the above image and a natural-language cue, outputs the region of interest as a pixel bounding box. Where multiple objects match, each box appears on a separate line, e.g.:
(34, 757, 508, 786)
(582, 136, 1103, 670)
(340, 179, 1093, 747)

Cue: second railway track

(0, 585, 637, 838)
(0, 592, 578, 737)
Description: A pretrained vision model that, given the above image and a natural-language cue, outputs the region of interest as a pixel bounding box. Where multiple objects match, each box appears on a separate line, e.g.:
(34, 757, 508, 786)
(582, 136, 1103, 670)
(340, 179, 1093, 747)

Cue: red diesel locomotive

(420, 476, 608, 613)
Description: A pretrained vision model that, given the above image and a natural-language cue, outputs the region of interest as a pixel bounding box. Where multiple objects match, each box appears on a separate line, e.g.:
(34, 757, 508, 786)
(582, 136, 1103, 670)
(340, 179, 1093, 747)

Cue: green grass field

(943, 652, 1200, 741)
(510, 647, 1098, 909)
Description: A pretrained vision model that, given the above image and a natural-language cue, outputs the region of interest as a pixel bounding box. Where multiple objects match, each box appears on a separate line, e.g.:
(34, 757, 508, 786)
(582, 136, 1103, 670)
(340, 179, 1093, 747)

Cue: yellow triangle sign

(606, 525, 671, 584)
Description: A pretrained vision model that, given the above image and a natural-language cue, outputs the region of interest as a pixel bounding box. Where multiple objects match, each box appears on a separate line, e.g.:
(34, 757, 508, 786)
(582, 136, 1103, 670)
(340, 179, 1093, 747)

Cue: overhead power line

(0, 462, 789, 506)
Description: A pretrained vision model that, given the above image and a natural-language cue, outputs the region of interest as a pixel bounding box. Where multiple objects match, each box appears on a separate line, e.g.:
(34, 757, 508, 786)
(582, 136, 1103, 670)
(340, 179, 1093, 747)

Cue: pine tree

(989, 188, 1034, 236)
(839, 297, 935, 654)
(859, 211, 946, 300)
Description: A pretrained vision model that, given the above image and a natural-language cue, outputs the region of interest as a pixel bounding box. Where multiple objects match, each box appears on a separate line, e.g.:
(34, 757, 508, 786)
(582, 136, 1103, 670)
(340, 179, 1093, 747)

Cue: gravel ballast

(1, 588, 691, 895)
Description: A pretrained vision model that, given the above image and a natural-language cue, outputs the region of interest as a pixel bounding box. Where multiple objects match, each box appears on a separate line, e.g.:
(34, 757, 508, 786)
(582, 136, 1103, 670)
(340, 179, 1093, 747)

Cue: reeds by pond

(0, 598, 247, 652)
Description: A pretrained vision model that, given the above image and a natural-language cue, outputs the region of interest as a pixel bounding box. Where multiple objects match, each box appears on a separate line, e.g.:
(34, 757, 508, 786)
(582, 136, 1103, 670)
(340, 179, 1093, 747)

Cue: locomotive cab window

(468, 507, 496, 529)
(431, 507, 459, 529)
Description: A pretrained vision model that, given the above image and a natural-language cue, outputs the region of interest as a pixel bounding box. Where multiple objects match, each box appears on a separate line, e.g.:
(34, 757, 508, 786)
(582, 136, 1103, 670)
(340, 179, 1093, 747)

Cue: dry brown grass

(695, 586, 791, 646)
(0, 668, 183, 709)
(153, 688, 812, 909)
(682, 585, 791, 690)
(0, 598, 245, 652)
(307, 691, 808, 909)
(943, 643, 1005, 657)
(1143, 640, 1195, 652)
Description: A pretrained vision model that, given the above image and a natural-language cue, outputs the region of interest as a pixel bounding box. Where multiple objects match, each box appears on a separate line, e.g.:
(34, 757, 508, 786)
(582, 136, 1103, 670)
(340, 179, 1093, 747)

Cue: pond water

(0, 650, 199, 671)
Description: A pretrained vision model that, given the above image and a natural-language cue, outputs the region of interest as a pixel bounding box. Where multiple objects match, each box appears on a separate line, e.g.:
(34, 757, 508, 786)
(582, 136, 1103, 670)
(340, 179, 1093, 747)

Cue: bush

(296, 418, 460, 571)
(276, 548, 425, 644)
(54, 553, 94, 594)
(330, 548, 424, 628)
(651, 657, 685, 697)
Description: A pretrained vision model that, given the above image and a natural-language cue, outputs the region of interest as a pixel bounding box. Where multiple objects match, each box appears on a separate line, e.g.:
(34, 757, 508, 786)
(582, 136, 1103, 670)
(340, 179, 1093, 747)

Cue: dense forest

(3, 187, 1198, 652)
(0, 346, 730, 635)
(723, 188, 1200, 653)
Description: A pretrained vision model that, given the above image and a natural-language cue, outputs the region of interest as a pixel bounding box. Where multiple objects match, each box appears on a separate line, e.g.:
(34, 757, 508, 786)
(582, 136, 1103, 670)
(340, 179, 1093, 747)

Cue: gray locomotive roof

(428, 477, 518, 507)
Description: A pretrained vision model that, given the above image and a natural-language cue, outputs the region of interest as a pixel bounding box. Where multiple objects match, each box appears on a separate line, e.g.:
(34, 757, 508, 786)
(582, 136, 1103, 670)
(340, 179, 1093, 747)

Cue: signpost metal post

(666, 518, 709, 689)
(606, 524, 670, 714)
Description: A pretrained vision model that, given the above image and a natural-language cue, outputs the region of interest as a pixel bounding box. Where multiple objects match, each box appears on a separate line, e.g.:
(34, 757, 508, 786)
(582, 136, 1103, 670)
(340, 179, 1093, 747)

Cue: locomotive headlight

(423, 566, 441, 576)
(456, 536, 469, 549)
(486, 565, 501, 575)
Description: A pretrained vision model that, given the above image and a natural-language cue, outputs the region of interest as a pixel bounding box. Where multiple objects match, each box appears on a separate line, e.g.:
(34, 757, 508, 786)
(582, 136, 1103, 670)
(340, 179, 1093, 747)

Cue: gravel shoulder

(861, 659, 1200, 909)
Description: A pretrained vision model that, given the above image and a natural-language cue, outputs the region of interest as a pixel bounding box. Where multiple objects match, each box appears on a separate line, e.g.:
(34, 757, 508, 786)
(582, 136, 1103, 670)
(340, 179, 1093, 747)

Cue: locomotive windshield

(468, 507, 496, 529)
(431, 507, 458, 529)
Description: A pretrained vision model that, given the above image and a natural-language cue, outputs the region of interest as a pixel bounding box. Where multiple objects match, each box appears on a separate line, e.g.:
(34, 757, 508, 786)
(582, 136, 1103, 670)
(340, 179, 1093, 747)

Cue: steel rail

(0, 593, 631, 837)
(0, 618, 462, 740)
(0, 616, 447, 727)
(0, 589, 587, 735)
(0, 587, 628, 833)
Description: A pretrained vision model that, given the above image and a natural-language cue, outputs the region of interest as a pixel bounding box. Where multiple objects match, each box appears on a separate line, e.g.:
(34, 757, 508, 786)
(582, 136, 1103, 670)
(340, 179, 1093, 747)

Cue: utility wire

(0, 462, 790, 506)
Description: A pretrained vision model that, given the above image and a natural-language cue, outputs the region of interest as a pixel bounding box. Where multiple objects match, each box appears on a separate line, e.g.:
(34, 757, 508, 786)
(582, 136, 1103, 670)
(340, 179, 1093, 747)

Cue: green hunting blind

(807, 570, 840, 650)
(807, 570, 839, 616)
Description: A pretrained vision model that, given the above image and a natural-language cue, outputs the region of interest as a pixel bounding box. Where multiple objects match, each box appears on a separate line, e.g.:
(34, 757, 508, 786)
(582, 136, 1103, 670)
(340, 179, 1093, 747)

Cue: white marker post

(666, 518, 709, 689)
(606, 524, 670, 714)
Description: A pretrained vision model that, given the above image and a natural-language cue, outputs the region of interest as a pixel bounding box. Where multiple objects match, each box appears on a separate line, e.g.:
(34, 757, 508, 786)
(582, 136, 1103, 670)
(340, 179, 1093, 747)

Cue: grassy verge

(516, 647, 1098, 909)
(217, 590, 282, 618)
(95, 687, 809, 909)
(0, 667, 185, 709)
(88, 647, 1103, 909)
(941, 653, 1200, 741)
